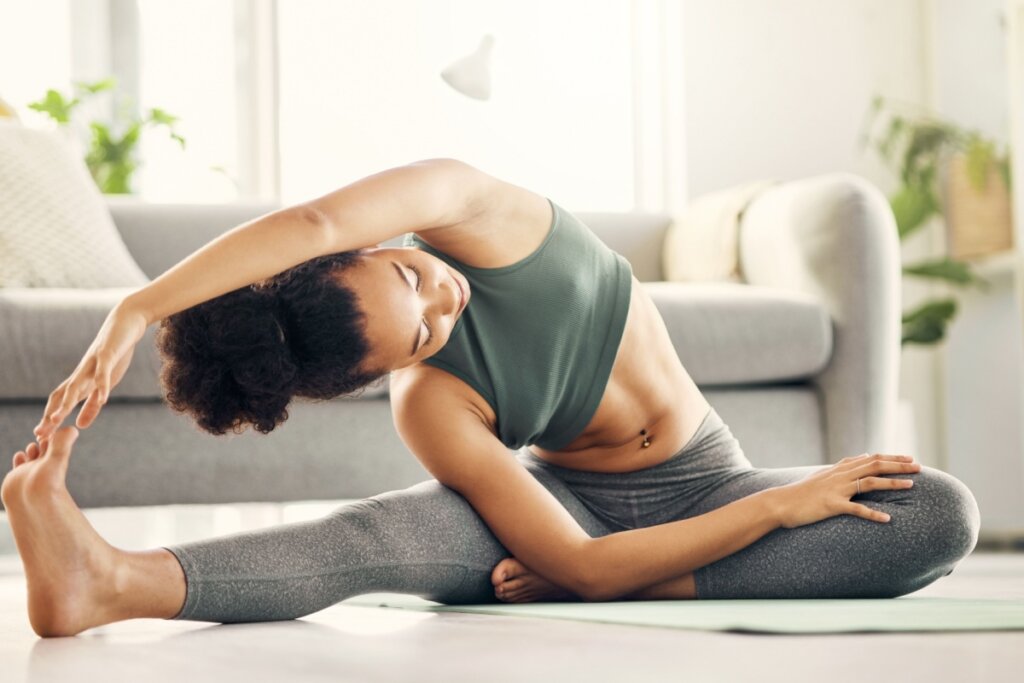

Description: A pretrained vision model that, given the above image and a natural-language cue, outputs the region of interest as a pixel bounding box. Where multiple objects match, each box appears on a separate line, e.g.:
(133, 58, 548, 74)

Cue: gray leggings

(164, 408, 981, 623)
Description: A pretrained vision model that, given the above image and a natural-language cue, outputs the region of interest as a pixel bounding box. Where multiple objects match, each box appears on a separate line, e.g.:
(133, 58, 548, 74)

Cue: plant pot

(943, 152, 1014, 259)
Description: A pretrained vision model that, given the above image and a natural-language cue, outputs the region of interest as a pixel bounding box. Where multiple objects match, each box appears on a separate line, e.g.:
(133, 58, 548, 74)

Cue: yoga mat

(342, 593, 1024, 633)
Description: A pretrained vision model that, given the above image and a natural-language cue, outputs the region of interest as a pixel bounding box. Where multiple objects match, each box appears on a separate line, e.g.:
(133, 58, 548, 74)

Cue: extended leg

(681, 464, 981, 599)
(164, 458, 614, 622)
(2, 427, 614, 632)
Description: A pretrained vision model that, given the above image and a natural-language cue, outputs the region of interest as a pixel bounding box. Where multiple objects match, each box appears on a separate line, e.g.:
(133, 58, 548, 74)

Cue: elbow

(567, 543, 618, 603)
(574, 575, 617, 603)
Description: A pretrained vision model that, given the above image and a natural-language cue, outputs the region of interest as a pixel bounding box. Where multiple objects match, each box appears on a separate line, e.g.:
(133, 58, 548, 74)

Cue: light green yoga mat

(343, 593, 1024, 633)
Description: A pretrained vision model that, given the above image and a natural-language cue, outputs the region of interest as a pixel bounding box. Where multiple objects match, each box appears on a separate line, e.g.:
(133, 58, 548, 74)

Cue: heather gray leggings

(164, 408, 981, 623)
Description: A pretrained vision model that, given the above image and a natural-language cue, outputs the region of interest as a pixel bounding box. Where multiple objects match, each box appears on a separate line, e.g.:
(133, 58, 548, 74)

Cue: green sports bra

(402, 197, 633, 451)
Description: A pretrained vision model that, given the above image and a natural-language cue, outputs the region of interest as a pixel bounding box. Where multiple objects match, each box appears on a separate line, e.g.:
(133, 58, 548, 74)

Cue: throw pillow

(0, 121, 150, 288)
(663, 179, 778, 282)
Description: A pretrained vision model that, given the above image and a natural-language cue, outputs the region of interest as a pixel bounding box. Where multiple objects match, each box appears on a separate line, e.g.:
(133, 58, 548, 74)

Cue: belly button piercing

(640, 429, 651, 448)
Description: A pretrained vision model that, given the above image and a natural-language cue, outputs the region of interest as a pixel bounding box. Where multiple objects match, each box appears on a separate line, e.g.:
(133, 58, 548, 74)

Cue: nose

(428, 268, 460, 317)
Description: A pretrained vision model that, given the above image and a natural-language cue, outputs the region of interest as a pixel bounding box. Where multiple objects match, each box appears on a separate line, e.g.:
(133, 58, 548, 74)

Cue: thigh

(678, 464, 981, 599)
(336, 460, 617, 604)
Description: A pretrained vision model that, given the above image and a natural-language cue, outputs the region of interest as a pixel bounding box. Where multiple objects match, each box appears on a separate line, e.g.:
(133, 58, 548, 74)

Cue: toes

(491, 557, 520, 585)
(26, 443, 40, 461)
(500, 578, 527, 592)
(45, 427, 79, 461)
(13, 452, 26, 468)
(491, 557, 527, 585)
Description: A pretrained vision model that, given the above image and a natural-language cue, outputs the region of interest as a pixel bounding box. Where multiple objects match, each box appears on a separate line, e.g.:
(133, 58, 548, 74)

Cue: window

(277, 0, 635, 210)
(134, 0, 239, 201)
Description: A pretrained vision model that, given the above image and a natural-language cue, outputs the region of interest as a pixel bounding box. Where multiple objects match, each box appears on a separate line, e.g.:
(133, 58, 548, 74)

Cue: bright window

(0, 0, 72, 122)
(134, 0, 239, 201)
(277, 0, 634, 210)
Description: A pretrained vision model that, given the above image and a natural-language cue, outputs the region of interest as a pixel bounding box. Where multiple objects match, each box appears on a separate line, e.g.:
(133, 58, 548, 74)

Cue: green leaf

(890, 183, 938, 239)
(901, 123, 953, 186)
(27, 89, 78, 124)
(148, 107, 179, 126)
(902, 298, 957, 323)
(901, 257, 982, 286)
(170, 132, 187, 149)
(901, 298, 957, 346)
(964, 137, 995, 192)
(74, 77, 117, 95)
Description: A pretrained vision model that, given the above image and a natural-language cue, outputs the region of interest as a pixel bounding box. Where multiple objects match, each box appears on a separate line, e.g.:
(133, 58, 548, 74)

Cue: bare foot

(490, 557, 579, 603)
(1, 428, 129, 637)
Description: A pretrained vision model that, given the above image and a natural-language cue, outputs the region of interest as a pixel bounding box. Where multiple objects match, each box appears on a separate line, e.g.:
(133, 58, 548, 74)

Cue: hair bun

(157, 286, 300, 434)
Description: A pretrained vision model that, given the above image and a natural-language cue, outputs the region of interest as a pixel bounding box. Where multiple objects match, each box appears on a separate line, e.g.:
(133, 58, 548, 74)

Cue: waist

(520, 406, 751, 477)
(527, 398, 714, 474)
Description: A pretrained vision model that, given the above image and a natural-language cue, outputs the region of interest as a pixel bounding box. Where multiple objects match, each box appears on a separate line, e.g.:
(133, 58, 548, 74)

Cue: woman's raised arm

(32, 158, 481, 439)
(126, 157, 480, 328)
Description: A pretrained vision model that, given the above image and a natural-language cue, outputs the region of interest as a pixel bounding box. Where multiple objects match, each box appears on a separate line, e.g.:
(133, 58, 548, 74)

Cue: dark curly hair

(155, 249, 387, 435)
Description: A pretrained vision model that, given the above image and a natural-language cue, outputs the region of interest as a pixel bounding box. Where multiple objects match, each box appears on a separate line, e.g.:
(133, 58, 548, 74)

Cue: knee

(873, 467, 980, 598)
(909, 467, 981, 564)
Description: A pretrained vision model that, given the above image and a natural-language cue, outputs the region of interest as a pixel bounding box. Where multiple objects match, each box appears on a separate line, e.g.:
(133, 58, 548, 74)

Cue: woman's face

(334, 247, 471, 373)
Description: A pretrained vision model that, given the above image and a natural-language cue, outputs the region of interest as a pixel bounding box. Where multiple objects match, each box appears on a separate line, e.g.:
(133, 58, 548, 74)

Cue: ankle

(112, 548, 187, 620)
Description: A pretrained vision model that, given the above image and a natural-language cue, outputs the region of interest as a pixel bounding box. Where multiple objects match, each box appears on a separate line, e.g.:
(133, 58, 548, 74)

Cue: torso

(391, 185, 711, 474)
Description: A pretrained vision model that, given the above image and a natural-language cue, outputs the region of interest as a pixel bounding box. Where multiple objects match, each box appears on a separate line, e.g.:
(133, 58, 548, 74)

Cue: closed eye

(408, 264, 434, 347)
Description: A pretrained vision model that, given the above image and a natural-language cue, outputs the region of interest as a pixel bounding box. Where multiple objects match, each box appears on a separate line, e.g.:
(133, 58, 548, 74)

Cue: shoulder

(390, 363, 498, 438)
(413, 162, 554, 270)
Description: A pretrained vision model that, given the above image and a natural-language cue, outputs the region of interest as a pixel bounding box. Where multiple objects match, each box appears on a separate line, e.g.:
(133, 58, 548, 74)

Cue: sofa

(0, 173, 902, 509)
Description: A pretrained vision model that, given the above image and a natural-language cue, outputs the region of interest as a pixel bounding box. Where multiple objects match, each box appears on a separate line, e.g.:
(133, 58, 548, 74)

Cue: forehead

(339, 250, 419, 370)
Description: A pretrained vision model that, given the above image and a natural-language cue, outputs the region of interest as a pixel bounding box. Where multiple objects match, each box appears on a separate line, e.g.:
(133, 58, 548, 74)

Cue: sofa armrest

(737, 173, 902, 463)
(106, 199, 281, 280)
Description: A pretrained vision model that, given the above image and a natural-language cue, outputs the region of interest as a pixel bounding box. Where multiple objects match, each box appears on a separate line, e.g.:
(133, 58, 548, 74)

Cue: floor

(1, 503, 1022, 683)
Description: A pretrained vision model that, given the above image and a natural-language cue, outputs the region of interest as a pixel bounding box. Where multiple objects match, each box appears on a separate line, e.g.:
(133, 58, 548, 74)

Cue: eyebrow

(391, 261, 421, 356)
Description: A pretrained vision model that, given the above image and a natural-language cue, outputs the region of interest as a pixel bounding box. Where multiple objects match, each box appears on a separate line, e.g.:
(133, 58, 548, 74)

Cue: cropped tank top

(402, 198, 633, 451)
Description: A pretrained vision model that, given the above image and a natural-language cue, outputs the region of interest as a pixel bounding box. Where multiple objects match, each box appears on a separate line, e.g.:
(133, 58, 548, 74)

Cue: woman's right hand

(33, 301, 150, 439)
(771, 453, 922, 528)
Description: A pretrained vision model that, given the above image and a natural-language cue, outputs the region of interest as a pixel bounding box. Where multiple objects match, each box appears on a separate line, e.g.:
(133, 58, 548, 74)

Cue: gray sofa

(0, 172, 901, 509)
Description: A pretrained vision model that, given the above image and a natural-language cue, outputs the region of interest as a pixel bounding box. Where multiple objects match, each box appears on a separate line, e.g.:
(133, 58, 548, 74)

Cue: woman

(6, 158, 979, 637)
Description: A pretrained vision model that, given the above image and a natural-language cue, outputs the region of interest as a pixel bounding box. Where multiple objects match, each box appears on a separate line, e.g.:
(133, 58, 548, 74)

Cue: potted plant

(28, 77, 186, 194)
(858, 94, 1010, 346)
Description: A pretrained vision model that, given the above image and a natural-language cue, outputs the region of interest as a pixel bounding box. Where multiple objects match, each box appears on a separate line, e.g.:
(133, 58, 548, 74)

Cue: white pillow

(0, 121, 150, 288)
(663, 179, 778, 282)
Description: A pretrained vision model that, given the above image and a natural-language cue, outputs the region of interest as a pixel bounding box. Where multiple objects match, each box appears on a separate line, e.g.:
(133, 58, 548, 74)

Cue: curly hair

(155, 250, 387, 436)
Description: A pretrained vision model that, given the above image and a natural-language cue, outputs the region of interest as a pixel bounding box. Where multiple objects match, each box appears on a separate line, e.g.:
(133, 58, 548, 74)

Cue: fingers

(846, 502, 891, 523)
(852, 455, 922, 477)
(36, 376, 107, 437)
(35, 383, 70, 437)
(861, 475, 914, 491)
(839, 452, 915, 466)
(75, 388, 106, 429)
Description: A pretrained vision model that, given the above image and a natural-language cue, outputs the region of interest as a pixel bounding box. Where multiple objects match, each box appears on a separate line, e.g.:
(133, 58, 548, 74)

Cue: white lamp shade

(441, 34, 495, 101)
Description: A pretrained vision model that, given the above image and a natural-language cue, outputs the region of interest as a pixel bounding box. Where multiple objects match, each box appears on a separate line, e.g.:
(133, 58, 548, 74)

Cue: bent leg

(682, 464, 981, 599)
(165, 462, 613, 623)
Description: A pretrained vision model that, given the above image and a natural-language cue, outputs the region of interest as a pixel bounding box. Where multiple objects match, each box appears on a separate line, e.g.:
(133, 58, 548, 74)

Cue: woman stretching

(6, 159, 979, 637)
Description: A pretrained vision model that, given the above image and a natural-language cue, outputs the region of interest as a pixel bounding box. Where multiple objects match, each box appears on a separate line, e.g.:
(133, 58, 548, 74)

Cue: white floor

(1, 503, 1023, 683)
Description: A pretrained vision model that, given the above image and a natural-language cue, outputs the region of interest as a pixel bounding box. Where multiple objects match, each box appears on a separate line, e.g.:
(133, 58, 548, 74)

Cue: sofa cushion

(0, 282, 826, 400)
(0, 287, 389, 401)
(0, 122, 150, 288)
(642, 281, 832, 385)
